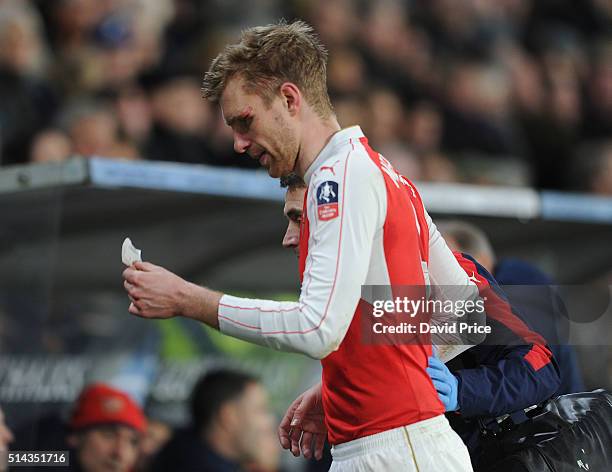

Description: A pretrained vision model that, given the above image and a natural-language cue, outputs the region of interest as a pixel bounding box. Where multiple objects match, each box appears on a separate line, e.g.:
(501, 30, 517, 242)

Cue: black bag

(476, 389, 612, 471)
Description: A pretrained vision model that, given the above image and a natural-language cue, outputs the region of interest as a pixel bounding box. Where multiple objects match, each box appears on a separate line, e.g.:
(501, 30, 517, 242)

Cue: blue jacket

(494, 258, 585, 395)
(446, 253, 561, 460)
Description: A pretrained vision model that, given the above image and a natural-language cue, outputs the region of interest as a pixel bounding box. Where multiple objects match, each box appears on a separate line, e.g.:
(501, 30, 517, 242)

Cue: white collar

(304, 126, 365, 184)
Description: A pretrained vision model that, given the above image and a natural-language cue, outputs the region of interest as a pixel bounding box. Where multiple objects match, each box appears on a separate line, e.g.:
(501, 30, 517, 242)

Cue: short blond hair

(202, 20, 334, 118)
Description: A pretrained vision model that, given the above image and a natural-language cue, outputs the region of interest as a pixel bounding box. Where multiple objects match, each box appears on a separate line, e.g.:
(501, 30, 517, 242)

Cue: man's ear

(279, 82, 301, 116)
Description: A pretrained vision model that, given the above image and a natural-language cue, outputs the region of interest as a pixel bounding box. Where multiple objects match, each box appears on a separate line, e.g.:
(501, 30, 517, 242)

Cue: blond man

(123, 21, 475, 471)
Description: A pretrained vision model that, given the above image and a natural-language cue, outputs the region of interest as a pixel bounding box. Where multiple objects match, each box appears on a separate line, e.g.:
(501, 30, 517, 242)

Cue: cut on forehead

(222, 105, 252, 127)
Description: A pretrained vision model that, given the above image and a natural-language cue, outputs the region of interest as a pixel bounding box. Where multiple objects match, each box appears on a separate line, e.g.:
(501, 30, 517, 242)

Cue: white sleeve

(218, 153, 385, 359)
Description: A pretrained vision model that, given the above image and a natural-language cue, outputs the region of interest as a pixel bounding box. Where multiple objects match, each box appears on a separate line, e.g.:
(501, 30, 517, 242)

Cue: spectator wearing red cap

(67, 383, 146, 472)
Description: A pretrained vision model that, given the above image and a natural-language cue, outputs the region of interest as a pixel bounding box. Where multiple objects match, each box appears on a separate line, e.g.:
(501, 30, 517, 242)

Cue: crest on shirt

(316, 181, 339, 221)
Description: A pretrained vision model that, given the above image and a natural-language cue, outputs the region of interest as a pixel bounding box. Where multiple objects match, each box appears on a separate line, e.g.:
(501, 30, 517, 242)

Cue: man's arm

(123, 152, 385, 359)
(455, 344, 560, 417)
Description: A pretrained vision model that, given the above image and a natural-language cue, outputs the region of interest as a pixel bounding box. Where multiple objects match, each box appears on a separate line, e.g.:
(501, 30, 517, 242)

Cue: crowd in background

(0, 0, 611, 193)
(1, 371, 286, 472)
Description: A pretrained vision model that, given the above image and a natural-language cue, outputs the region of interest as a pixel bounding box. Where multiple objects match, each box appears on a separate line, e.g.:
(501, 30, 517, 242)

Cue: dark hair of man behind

(280, 172, 306, 189)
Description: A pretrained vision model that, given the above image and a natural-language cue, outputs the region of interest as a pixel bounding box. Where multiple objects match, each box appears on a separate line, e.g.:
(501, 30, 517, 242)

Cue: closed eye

(234, 116, 253, 134)
(286, 209, 302, 224)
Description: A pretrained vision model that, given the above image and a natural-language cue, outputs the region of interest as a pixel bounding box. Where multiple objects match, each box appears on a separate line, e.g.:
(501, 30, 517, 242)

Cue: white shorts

(330, 415, 473, 472)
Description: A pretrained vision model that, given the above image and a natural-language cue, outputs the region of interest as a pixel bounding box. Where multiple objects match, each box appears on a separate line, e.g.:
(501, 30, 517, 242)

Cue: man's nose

(233, 133, 251, 154)
(111, 438, 133, 466)
(282, 225, 299, 250)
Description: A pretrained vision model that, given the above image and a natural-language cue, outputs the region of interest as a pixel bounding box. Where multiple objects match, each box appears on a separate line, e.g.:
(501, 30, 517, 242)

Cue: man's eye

(235, 117, 252, 134)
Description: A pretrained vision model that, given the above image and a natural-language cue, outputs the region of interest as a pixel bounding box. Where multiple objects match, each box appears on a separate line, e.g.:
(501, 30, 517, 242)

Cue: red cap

(70, 383, 146, 434)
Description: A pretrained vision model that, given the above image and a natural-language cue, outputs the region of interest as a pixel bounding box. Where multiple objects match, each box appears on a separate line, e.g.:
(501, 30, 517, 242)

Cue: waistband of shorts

(331, 414, 449, 461)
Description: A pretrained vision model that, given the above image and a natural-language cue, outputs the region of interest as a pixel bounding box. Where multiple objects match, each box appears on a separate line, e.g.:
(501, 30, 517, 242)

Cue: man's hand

(122, 261, 222, 328)
(278, 382, 327, 460)
(426, 355, 460, 412)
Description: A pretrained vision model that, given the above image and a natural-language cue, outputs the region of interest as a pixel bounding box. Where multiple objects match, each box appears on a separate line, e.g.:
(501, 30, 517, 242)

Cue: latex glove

(426, 355, 459, 412)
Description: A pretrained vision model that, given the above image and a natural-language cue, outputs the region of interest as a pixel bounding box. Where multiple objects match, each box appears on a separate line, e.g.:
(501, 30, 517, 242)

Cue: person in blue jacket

(432, 252, 561, 469)
(439, 220, 585, 396)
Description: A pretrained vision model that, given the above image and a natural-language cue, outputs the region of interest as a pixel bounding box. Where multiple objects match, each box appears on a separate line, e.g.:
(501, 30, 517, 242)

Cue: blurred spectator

(438, 220, 497, 272)
(0, 0, 608, 194)
(0, 405, 14, 472)
(364, 88, 405, 147)
(0, 1, 49, 77)
(129, 0, 174, 72)
(113, 85, 153, 147)
(148, 75, 210, 136)
(505, 45, 546, 116)
(403, 101, 443, 155)
(360, 1, 432, 102)
(333, 96, 367, 131)
(327, 47, 367, 97)
(378, 143, 423, 181)
(59, 99, 139, 159)
(0, 1, 57, 165)
(200, 0, 285, 31)
(583, 39, 612, 140)
(29, 129, 72, 163)
(143, 71, 220, 165)
(154, 369, 279, 472)
(442, 60, 522, 157)
(45, 0, 108, 53)
(421, 151, 460, 183)
(574, 141, 612, 195)
(67, 383, 146, 472)
(304, 0, 359, 50)
(519, 24, 586, 189)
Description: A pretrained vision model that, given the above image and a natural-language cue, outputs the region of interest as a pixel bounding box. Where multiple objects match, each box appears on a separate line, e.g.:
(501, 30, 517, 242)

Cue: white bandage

(121, 237, 142, 266)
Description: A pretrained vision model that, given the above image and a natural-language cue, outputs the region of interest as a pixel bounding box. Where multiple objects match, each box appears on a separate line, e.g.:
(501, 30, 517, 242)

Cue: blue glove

(426, 356, 459, 412)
